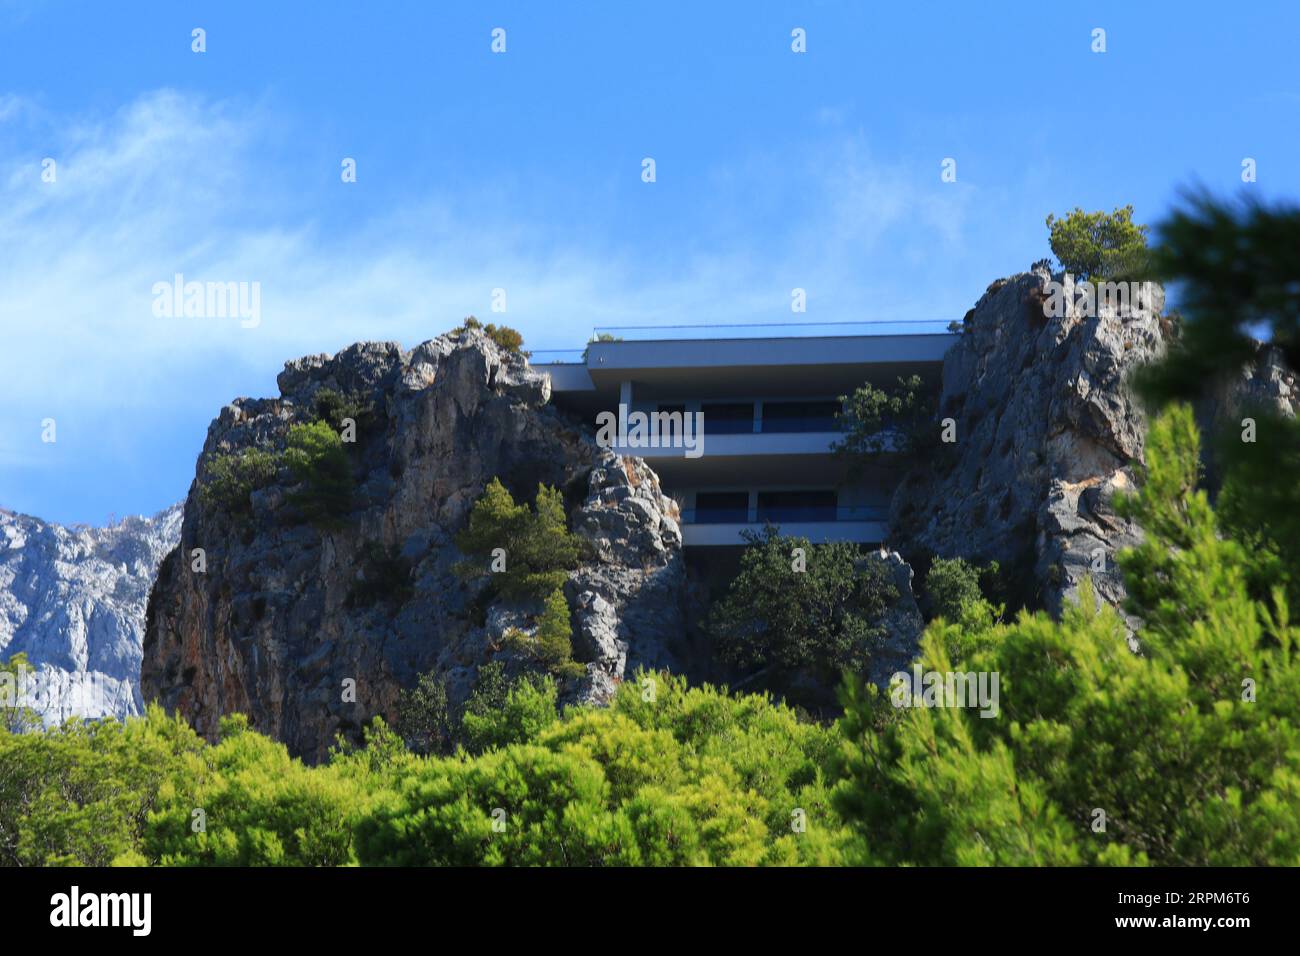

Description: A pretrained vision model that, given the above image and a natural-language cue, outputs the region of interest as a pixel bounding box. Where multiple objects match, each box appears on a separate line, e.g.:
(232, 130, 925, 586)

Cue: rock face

(862, 549, 925, 688)
(890, 265, 1166, 618)
(141, 329, 687, 761)
(1227, 345, 1298, 418)
(567, 455, 686, 704)
(0, 504, 182, 724)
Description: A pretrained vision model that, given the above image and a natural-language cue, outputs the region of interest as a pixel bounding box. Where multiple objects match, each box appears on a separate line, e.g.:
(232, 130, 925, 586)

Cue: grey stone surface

(890, 265, 1165, 618)
(0, 504, 182, 724)
(142, 328, 687, 760)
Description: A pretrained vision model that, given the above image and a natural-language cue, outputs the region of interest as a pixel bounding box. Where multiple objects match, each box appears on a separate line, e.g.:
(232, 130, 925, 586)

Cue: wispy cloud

(0, 88, 980, 520)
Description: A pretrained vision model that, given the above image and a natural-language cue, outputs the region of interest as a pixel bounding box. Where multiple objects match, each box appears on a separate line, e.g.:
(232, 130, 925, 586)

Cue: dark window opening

(692, 491, 750, 524)
(761, 400, 842, 433)
(701, 402, 754, 435)
(756, 490, 837, 523)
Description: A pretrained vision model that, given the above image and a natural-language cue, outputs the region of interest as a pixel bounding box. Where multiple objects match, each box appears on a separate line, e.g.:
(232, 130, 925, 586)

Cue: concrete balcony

(678, 505, 889, 547)
(681, 519, 887, 547)
(612, 430, 841, 460)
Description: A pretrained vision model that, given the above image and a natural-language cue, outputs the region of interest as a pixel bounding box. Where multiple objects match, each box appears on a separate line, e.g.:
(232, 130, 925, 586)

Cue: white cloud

(0, 89, 985, 517)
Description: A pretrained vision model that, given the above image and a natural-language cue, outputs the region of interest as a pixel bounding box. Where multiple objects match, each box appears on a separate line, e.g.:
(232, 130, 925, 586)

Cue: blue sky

(2, 1, 1298, 525)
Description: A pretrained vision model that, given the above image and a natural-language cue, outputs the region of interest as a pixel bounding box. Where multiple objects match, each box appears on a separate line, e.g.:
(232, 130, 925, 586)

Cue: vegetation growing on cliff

(503, 590, 587, 680)
(199, 416, 356, 526)
(457, 315, 528, 355)
(708, 527, 898, 703)
(833, 374, 943, 472)
(1045, 205, 1150, 280)
(456, 479, 584, 679)
(198, 446, 279, 515)
(284, 420, 354, 524)
(455, 479, 579, 600)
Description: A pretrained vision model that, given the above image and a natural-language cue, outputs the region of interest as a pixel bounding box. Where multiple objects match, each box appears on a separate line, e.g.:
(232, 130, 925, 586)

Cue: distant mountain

(0, 504, 182, 725)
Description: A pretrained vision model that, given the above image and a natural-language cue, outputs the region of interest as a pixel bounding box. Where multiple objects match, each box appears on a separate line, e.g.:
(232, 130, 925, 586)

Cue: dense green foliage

(313, 387, 379, 435)
(284, 420, 354, 523)
(834, 405, 1300, 866)
(709, 527, 897, 700)
(1045, 205, 1149, 280)
(833, 374, 941, 471)
(1135, 194, 1300, 608)
(0, 708, 207, 866)
(922, 557, 1002, 623)
(455, 479, 580, 600)
(199, 446, 279, 515)
(504, 589, 586, 680)
(1, 675, 840, 867)
(356, 672, 843, 866)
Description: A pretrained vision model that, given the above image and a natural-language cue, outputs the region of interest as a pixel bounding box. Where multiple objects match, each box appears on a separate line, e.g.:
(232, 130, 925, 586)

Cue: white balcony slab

(681, 520, 887, 547)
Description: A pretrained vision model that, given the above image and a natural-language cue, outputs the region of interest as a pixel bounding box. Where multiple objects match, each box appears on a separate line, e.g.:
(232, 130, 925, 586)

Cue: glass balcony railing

(678, 505, 890, 525)
(590, 320, 955, 342)
(530, 319, 957, 363)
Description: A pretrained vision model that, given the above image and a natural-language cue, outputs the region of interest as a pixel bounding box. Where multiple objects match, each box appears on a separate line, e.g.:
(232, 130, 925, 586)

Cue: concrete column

(619, 380, 633, 411)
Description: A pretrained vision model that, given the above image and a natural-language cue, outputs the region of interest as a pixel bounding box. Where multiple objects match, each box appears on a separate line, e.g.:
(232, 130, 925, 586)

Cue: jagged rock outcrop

(0, 504, 182, 724)
(567, 455, 686, 704)
(141, 329, 687, 760)
(890, 265, 1166, 618)
(1226, 345, 1298, 419)
(863, 548, 925, 688)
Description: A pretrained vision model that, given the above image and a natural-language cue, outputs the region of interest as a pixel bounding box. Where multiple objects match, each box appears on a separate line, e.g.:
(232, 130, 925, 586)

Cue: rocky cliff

(141, 329, 687, 761)
(1, 504, 182, 724)
(890, 264, 1166, 620)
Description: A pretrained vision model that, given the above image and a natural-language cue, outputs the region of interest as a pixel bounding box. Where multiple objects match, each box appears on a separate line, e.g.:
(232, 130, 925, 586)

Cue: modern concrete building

(534, 330, 957, 548)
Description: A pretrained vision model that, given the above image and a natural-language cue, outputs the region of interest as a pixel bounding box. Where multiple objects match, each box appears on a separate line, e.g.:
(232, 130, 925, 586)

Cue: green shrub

(832, 374, 943, 472)
(709, 527, 897, 700)
(312, 387, 378, 437)
(460, 672, 559, 755)
(284, 420, 353, 524)
(143, 714, 363, 866)
(395, 672, 453, 756)
(1045, 205, 1149, 281)
(923, 557, 1002, 623)
(833, 405, 1300, 866)
(455, 316, 527, 355)
(199, 447, 279, 516)
(455, 479, 579, 601)
(504, 589, 585, 681)
(484, 323, 525, 355)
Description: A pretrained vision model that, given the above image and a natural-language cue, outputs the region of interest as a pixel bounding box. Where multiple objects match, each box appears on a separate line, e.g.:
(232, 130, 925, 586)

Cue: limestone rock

(891, 265, 1164, 617)
(0, 504, 182, 724)
(141, 328, 687, 760)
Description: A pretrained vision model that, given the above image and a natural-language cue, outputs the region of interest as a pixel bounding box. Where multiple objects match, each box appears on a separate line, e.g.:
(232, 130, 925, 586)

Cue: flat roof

(532, 333, 957, 400)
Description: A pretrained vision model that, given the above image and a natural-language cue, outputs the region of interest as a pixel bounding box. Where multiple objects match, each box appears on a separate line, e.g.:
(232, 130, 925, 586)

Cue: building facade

(534, 331, 955, 548)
